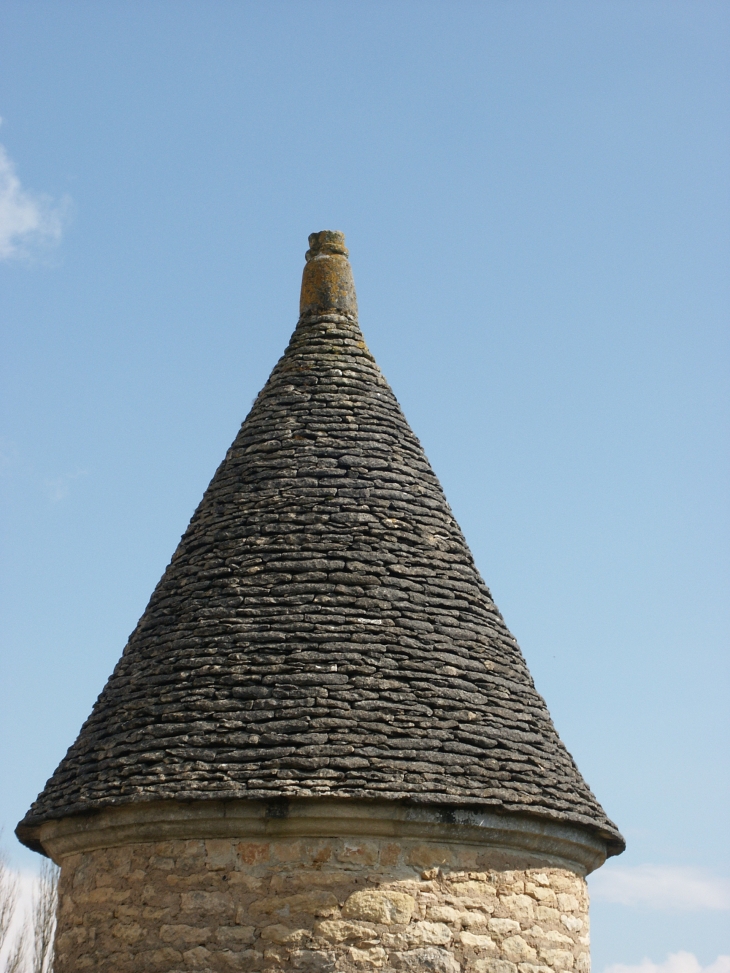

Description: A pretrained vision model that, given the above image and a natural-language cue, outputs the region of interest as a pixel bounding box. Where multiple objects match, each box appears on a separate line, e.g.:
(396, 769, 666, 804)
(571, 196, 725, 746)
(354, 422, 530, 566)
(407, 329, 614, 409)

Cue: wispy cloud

(590, 865, 730, 911)
(45, 469, 88, 503)
(0, 123, 70, 261)
(604, 953, 730, 973)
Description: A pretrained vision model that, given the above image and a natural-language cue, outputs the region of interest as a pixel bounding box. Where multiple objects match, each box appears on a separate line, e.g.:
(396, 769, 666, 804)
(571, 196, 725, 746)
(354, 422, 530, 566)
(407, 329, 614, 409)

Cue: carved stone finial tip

(305, 230, 348, 262)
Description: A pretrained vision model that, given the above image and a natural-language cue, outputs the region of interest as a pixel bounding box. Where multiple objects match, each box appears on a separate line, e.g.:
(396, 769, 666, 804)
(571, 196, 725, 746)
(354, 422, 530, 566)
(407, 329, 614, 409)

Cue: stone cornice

(29, 798, 608, 875)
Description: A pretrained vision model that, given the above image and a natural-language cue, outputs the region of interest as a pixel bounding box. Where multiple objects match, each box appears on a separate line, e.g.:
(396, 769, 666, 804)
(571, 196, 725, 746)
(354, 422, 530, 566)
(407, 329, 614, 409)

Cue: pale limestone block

(540, 949, 575, 970)
(533, 889, 557, 907)
(407, 844, 455, 870)
(449, 898, 496, 915)
(456, 851, 482, 872)
(561, 915, 583, 934)
(395, 880, 421, 896)
(182, 944, 213, 968)
(337, 841, 379, 866)
(87, 885, 130, 904)
(388, 921, 452, 947)
(517, 964, 553, 973)
(381, 843, 402, 866)
(427, 904, 462, 924)
(251, 890, 339, 919)
(496, 879, 525, 896)
(532, 875, 551, 887)
(459, 930, 497, 951)
(290, 948, 336, 971)
(488, 918, 521, 938)
(187, 839, 210, 859)
(314, 919, 378, 944)
(460, 911, 490, 930)
(269, 840, 303, 864)
(542, 930, 574, 946)
(235, 841, 271, 866)
(536, 907, 560, 923)
(58, 893, 75, 917)
(217, 948, 263, 969)
(181, 889, 234, 915)
(475, 961, 518, 973)
(260, 923, 310, 945)
(205, 839, 237, 871)
(272, 871, 350, 892)
(391, 946, 461, 972)
(282, 890, 340, 917)
(500, 895, 534, 925)
(147, 947, 183, 964)
(141, 906, 177, 922)
(56, 931, 83, 952)
(450, 880, 497, 901)
(575, 952, 590, 973)
(349, 945, 388, 966)
(502, 936, 538, 963)
(141, 884, 179, 908)
(549, 875, 575, 893)
(227, 871, 262, 891)
(152, 841, 176, 858)
(342, 889, 415, 924)
(556, 895, 579, 913)
(215, 925, 255, 944)
(159, 924, 212, 945)
(110, 921, 143, 943)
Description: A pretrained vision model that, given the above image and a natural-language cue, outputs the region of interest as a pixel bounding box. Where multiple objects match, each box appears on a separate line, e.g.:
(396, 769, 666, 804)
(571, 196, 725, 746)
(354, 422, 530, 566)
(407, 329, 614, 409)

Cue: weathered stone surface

(52, 837, 591, 972)
(459, 929, 497, 949)
(342, 890, 415, 924)
(503, 935, 538, 962)
(17, 232, 622, 859)
(476, 961, 518, 973)
(391, 947, 461, 972)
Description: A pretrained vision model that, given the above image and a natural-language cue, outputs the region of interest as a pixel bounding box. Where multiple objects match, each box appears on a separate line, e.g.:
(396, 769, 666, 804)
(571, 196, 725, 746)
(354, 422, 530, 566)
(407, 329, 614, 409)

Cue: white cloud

(590, 864, 730, 911)
(604, 953, 730, 973)
(0, 128, 69, 261)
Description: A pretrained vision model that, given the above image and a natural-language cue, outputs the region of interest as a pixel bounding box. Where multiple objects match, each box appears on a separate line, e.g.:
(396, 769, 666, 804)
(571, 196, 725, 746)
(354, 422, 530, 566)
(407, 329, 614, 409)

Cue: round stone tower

(17, 231, 624, 973)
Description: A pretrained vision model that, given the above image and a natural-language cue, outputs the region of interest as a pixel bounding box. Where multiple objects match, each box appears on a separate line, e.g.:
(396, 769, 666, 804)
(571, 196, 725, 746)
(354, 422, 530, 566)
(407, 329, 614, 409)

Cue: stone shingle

(17, 232, 623, 856)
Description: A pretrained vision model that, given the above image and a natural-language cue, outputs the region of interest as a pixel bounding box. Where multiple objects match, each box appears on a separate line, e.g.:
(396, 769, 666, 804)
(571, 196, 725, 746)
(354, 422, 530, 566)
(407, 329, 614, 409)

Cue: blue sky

(0, 2, 728, 968)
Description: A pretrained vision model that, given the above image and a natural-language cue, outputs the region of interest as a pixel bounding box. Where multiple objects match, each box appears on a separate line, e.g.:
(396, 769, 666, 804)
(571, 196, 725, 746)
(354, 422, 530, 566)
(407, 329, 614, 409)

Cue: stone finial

(299, 229, 358, 319)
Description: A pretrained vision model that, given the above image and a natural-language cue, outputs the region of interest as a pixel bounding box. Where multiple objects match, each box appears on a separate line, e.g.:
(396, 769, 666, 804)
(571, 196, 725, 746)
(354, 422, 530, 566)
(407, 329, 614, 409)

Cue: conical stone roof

(18, 231, 624, 857)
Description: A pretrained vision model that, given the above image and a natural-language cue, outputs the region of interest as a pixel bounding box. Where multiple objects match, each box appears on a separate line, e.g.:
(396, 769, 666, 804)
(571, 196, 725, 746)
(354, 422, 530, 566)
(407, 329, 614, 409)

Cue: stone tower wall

(54, 835, 590, 973)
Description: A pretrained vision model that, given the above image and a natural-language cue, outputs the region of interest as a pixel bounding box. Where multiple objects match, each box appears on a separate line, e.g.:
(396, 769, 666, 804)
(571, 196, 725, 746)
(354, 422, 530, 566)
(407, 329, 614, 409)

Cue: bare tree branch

(3, 927, 28, 973)
(0, 849, 17, 956)
(31, 860, 58, 973)
(0, 841, 28, 973)
(1, 839, 59, 973)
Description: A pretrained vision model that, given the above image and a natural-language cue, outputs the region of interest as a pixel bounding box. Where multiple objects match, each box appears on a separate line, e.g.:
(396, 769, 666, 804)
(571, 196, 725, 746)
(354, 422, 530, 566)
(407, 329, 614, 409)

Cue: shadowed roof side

(18, 232, 624, 857)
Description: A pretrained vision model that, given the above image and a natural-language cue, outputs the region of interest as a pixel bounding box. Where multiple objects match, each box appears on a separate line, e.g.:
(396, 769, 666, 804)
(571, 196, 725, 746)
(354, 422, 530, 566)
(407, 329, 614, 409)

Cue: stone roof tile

(17, 231, 624, 856)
